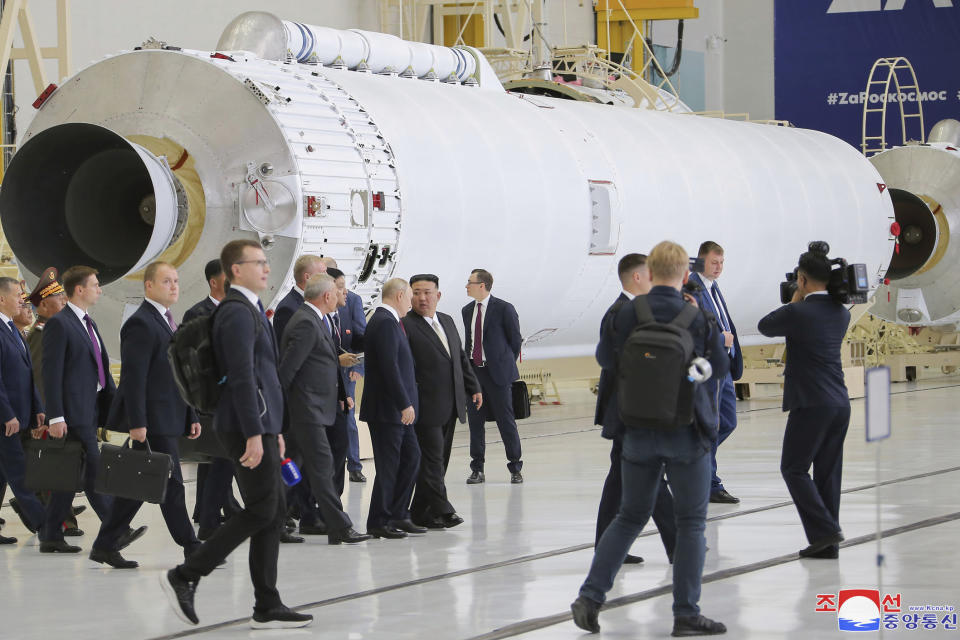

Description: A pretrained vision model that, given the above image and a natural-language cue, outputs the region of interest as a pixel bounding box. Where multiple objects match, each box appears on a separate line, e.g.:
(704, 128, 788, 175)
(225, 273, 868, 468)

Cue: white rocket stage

(1, 380, 958, 639)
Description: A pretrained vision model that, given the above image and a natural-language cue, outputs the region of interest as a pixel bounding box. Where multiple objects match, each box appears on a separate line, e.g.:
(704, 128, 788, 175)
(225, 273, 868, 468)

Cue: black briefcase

(24, 437, 86, 493)
(95, 438, 173, 504)
(178, 417, 229, 463)
(512, 380, 531, 420)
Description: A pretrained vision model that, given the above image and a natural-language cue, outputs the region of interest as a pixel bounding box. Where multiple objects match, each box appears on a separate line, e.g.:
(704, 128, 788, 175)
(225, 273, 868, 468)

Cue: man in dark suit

(184, 259, 241, 540)
(759, 247, 851, 560)
(0, 277, 48, 541)
(278, 273, 370, 545)
(572, 241, 729, 637)
(462, 269, 523, 484)
(40, 265, 117, 553)
(322, 258, 367, 484)
(89, 263, 202, 568)
(163, 240, 312, 630)
(272, 254, 325, 345)
(403, 274, 482, 529)
(361, 278, 423, 539)
(594, 254, 677, 566)
(689, 241, 743, 504)
(325, 267, 363, 494)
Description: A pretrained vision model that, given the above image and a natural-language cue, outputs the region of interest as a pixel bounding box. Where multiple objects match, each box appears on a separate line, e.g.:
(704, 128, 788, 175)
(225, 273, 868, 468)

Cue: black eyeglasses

(236, 259, 269, 268)
(466, 280, 482, 286)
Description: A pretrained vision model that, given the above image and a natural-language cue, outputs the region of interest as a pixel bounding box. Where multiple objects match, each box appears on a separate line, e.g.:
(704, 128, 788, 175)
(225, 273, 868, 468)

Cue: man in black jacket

(162, 240, 312, 630)
(758, 248, 851, 559)
(90, 263, 201, 569)
(572, 241, 729, 637)
(403, 274, 482, 529)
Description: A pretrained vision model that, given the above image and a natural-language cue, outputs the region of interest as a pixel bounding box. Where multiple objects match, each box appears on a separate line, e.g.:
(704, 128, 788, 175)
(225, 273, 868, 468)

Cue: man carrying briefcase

(90, 262, 202, 569)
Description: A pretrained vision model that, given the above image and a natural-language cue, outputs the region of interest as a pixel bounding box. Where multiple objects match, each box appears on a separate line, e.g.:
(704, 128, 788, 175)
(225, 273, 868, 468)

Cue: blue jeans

(580, 425, 710, 618)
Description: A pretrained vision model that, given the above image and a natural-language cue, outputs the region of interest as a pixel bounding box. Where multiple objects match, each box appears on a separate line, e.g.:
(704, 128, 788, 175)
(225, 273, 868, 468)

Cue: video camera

(780, 241, 870, 305)
(682, 257, 705, 295)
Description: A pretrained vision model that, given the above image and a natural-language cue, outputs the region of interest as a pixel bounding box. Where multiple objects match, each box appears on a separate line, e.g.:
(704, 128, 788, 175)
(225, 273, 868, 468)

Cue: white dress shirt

(144, 297, 170, 321)
(208, 295, 220, 307)
(229, 285, 262, 308)
(804, 291, 830, 300)
(377, 303, 401, 324)
(469, 295, 491, 361)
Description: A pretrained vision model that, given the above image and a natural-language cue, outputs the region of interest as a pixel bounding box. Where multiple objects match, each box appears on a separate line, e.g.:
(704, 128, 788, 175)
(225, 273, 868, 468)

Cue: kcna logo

(817, 589, 898, 632)
(828, 0, 955, 12)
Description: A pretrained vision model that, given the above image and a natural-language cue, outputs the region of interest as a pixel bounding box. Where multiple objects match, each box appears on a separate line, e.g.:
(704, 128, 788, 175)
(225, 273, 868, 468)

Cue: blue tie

(8, 321, 24, 352)
(710, 286, 729, 332)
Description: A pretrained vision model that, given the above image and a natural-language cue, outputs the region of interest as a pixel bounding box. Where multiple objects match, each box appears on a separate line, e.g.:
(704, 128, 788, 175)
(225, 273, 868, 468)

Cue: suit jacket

(272, 287, 303, 346)
(279, 305, 345, 427)
(402, 310, 481, 426)
(758, 294, 851, 411)
(359, 307, 417, 424)
(26, 317, 48, 404)
(106, 301, 197, 436)
(598, 286, 729, 444)
(0, 320, 42, 431)
(690, 273, 743, 381)
(340, 290, 366, 377)
(182, 296, 217, 324)
(594, 293, 629, 439)
(42, 306, 116, 429)
(461, 296, 522, 386)
(213, 290, 284, 438)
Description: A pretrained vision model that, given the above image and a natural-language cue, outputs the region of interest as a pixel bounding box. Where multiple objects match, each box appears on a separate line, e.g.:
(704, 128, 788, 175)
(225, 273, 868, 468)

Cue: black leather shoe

(299, 523, 328, 535)
(709, 490, 739, 504)
(280, 532, 305, 544)
(90, 548, 138, 569)
(329, 527, 372, 545)
(800, 545, 839, 559)
(412, 516, 446, 530)
(671, 614, 727, 636)
(511, 471, 524, 484)
(624, 554, 644, 564)
(250, 605, 313, 629)
(0, 534, 16, 545)
(39, 540, 81, 553)
(389, 519, 427, 534)
(799, 531, 844, 557)
(349, 470, 367, 483)
(161, 569, 199, 625)
(466, 471, 485, 484)
(440, 513, 464, 528)
(71, 505, 87, 517)
(368, 525, 407, 539)
(571, 595, 601, 633)
(63, 527, 84, 537)
(9, 498, 38, 533)
(117, 525, 148, 551)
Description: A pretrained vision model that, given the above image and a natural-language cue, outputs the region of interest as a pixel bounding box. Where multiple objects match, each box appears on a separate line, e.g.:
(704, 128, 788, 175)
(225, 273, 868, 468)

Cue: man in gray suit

(278, 274, 371, 546)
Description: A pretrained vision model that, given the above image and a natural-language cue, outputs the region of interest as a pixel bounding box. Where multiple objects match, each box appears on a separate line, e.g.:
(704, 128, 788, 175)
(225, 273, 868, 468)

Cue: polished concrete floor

(1, 379, 959, 639)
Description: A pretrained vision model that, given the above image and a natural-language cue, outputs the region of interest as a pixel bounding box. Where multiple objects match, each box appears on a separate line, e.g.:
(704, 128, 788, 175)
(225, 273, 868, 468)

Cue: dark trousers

(581, 426, 710, 618)
(366, 422, 420, 529)
(292, 420, 351, 533)
(284, 430, 318, 523)
(93, 435, 199, 553)
(780, 406, 850, 545)
(410, 415, 456, 521)
(178, 433, 285, 611)
(595, 436, 676, 560)
(467, 367, 522, 473)
(328, 412, 350, 496)
(0, 433, 47, 530)
(344, 378, 362, 473)
(197, 458, 240, 531)
(40, 426, 112, 542)
(710, 374, 738, 492)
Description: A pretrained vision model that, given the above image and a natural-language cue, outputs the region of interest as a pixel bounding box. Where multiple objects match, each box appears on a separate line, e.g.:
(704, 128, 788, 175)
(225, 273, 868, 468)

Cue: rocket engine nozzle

(0, 123, 185, 285)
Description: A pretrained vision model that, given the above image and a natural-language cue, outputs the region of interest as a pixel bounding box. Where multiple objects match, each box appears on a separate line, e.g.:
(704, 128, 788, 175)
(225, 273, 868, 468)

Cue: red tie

(472, 302, 483, 366)
(399, 319, 406, 336)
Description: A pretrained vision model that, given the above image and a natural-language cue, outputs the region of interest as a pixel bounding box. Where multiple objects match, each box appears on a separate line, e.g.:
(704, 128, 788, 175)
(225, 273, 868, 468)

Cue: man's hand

(36, 413, 46, 428)
(338, 353, 360, 367)
(4, 417, 19, 437)
(129, 427, 147, 443)
(472, 393, 483, 410)
(349, 371, 362, 382)
(346, 397, 354, 410)
(400, 406, 415, 425)
(48, 422, 67, 438)
(722, 331, 734, 348)
(683, 293, 699, 307)
(240, 434, 264, 469)
(187, 422, 201, 440)
(791, 288, 803, 303)
(31, 425, 47, 439)
(278, 433, 285, 459)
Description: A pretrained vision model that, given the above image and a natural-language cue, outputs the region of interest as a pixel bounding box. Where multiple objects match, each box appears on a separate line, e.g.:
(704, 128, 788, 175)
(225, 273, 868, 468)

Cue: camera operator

(758, 247, 850, 560)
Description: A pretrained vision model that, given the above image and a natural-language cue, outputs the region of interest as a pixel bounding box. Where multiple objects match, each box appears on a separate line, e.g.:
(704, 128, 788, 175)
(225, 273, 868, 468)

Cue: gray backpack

(617, 296, 698, 430)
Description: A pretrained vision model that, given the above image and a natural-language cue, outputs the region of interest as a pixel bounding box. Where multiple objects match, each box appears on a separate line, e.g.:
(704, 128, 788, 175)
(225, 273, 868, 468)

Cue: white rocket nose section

(0, 123, 184, 285)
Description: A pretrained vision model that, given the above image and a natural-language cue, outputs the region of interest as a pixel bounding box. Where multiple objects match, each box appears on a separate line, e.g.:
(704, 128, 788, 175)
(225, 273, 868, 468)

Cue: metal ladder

(861, 56, 925, 157)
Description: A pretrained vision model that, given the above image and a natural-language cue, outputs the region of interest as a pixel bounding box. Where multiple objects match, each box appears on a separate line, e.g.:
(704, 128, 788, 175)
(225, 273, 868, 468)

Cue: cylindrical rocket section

(0, 42, 895, 357)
